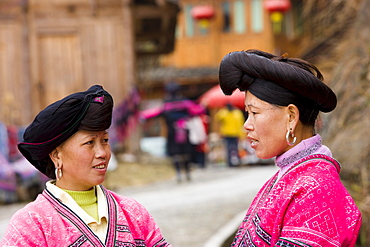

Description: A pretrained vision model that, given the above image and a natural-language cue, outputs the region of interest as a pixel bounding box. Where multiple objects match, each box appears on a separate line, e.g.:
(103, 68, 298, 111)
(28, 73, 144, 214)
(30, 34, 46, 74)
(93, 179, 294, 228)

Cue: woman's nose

(95, 143, 109, 159)
(244, 117, 253, 131)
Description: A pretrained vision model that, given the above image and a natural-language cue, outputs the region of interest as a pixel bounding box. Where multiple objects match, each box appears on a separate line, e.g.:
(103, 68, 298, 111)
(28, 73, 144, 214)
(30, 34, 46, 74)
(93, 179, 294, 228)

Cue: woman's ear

(49, 148, 61, 168)
(287, 104, 300, 131)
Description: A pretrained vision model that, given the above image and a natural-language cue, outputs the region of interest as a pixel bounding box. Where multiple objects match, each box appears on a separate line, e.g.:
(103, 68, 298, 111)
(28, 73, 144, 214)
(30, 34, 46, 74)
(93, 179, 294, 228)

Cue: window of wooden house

(233, 0, 246, 33)
(184, 4, 195, 37)
(222, 1, 247, 34)
(251, 0, 263, 33)
(222, 2, 231, 32)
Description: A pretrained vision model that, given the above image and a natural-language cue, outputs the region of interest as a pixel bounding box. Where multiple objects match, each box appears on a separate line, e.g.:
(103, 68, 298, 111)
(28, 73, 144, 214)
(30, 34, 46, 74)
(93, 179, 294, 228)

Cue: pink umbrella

(198, 85, 245, 109)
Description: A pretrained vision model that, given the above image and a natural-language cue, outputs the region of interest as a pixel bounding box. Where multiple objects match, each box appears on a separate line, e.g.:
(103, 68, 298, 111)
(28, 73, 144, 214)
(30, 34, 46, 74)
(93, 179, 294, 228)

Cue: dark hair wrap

(219, 49, 337, 113)
(18, 85, 113, 179)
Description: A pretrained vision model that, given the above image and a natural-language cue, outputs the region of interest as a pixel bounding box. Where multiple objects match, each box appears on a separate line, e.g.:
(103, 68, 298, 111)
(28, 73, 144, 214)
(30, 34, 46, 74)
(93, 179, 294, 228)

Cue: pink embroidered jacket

(231, 154, 362, 247)
(1, 186, 171, 247)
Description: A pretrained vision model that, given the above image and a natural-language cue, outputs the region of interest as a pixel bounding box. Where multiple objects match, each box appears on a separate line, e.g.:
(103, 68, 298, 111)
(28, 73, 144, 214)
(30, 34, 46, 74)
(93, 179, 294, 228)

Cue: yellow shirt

(214, 108, 245, 137)
(46, 181, 108, 242)
(62, 187, 99, 221)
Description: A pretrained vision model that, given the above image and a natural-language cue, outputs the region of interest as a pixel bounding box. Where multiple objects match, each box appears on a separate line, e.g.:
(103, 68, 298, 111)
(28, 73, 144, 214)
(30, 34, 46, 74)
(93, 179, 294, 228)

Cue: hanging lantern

(191, 5, 215, 20)
(264, 0, 291, 34)
(191, 5, 215, 30)
(264, 0, 291, 13)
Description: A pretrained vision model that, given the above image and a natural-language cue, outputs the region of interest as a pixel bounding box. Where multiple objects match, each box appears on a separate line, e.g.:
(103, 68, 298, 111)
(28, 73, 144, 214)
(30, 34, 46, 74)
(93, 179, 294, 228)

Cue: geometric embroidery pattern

(69, 235, 87, 247)
(115, 241, 136, 247)
(153, 238, 171, 247)
(229, 154, 361, 247)
(253, 214, 271, 245)
(292, 176, 319, 204)
(344, 196, 360, 229)
(304, 208, 338, 240)
(134, 239, 146, 247)
(117, 225, 131, 233)
(240, 229, 257, 247)
(276, 140, 321, 168)
(275, 237, 312, 247)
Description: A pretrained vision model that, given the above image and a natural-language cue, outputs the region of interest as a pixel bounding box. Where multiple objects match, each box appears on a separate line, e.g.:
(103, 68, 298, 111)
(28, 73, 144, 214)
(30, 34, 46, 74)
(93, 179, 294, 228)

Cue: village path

(0, 165, 278, 246)
(117, 164, 277, 247)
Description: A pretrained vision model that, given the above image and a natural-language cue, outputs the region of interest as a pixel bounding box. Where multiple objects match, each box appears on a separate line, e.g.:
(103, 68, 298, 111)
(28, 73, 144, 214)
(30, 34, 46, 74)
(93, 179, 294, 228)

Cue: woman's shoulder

(288, 154, 341, 177)
(280, 154, 351, 198)
(278, 154, 343, 193)
(9, 193, 53, 221)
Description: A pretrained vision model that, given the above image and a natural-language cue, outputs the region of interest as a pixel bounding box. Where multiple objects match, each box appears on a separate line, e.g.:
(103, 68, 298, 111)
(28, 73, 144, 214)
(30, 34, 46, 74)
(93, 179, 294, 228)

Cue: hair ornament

(281, 52, 289, 59)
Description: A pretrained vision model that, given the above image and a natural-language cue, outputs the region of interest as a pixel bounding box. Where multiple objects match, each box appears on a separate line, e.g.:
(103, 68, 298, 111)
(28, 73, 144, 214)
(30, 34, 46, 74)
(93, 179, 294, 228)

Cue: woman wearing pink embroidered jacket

(1, 85, 171, 247)
(219, 50, 362, 246)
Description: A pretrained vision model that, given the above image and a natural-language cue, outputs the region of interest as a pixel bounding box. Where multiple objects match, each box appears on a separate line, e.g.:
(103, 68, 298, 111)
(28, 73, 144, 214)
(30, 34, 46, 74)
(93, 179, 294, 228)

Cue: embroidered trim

(43, 189, 104, 247)
(153, 238, 171, 247)
(93, 95, 104, 103)
(116, 225, 131, 233)
(242, 229, 257, 247)
(275, 237, 313, 247)
(252, 214, 271, 245)
(134, 239, 146, 247)
(69, 235, 87, 247)
(276, 140, 322, 168)
(115, 241, 136, 247)
(243, 214, 251, 223)
(288, 154, 341, 174)
(100, 185, 118, 246)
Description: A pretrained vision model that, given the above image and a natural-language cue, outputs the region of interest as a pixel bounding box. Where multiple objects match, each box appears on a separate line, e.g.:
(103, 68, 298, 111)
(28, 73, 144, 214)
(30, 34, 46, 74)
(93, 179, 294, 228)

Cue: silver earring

(55, 167, 63, 180)
(286, 129, 297, 146)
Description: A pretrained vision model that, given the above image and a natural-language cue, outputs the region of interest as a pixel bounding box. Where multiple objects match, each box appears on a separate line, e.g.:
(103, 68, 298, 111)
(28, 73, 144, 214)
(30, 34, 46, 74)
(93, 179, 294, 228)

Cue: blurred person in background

(219, 49, 361, 246)
(161, 82, 206, 182)
(1, 85, 171, 247)
(214, 102, 245, 167)
(188, 111, 209, 169)
(141, 82, 205, 182)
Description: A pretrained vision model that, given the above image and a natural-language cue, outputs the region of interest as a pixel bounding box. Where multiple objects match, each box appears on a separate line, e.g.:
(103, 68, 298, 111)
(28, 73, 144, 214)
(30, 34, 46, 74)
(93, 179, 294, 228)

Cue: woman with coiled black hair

(1, 85, 172, 247)
(219, 50, 361, 246)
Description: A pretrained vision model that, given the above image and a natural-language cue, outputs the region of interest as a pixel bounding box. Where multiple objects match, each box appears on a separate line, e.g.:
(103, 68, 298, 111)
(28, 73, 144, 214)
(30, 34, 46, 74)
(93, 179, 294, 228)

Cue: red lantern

(264, 0, 291, 34)
(264, 0, 291, 13)
(191, 5, 215, 21)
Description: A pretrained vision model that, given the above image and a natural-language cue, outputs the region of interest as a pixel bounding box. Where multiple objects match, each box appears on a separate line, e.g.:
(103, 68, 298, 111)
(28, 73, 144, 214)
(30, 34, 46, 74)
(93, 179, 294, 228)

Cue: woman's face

(54, 129, 111, 191)
(244, 91, 290, 159)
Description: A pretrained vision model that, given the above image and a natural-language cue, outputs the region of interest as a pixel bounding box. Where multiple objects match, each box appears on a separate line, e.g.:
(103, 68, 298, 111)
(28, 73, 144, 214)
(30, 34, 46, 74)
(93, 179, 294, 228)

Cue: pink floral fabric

(1, 186, 171, 247)
(232, 154, 361, 247)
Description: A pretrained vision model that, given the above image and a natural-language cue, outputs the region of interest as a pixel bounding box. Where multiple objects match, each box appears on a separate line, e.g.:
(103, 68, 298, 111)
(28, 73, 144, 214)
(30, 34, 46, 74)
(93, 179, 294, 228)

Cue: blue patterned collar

(275, 135, 323, 168)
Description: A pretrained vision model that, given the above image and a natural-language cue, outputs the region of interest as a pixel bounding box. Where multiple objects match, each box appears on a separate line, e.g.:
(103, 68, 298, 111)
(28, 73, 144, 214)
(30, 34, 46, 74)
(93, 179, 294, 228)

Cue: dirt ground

(103, 153, 176, 191)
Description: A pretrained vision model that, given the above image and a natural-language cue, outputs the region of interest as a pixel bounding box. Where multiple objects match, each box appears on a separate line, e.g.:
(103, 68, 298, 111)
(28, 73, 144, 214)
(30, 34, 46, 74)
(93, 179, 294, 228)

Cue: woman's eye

(103, 138, 109, 143)
(84, 140, 93, 145)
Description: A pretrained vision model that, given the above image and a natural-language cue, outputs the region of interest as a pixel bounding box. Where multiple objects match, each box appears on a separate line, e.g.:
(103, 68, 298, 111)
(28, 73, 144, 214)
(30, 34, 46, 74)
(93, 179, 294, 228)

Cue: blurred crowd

(140, 82, 269, 182)
(0, 123, 47, 204)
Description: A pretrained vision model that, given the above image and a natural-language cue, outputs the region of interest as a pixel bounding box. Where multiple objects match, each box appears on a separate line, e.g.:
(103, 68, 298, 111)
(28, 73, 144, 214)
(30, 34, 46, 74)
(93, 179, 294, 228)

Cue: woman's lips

(249, 137, 259, 149)
(93, 163, 107, 170)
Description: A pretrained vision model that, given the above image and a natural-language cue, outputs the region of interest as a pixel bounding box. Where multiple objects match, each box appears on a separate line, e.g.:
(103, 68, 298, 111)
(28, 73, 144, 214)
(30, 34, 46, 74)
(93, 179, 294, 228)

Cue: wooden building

(0, 0, 179, 127)
(139, 0, 305, 100)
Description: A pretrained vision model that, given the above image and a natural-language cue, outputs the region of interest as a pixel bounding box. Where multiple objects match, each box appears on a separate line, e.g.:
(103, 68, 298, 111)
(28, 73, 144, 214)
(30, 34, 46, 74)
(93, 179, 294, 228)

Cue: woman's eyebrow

(247, 104, 259, 109)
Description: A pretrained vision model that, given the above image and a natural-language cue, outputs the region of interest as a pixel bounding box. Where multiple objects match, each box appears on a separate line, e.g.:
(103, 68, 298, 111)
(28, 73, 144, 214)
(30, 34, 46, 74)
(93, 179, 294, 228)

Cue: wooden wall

(160, 0, 304, 68)
(161, 0, 276, 68)
(0, 0, 136, 126)
(0, 20, 29, 125)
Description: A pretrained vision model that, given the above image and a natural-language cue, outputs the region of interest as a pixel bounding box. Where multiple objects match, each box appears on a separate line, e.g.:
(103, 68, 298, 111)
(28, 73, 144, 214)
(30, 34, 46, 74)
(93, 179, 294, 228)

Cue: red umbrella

(198, 85, 245, 109)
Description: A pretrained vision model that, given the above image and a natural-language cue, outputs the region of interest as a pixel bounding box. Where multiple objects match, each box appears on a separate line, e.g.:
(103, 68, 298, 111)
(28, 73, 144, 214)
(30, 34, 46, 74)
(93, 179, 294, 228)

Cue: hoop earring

(55, 167, 63, 180)
(286, 129, 297, 146)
